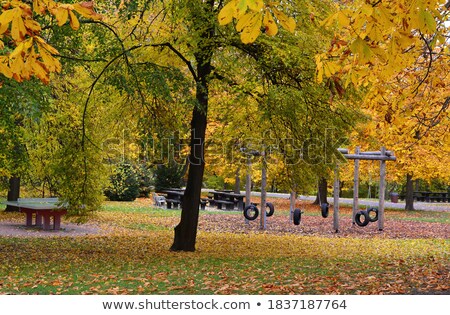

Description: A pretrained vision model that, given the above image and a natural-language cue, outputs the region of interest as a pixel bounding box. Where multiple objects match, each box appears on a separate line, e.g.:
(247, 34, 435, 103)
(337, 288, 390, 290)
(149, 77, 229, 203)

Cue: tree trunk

(405, 173, 414, 211)
(313, 177, 328, 205)
(5, 176, 20, 212)
(170, 8, 213, 251)
(234, 167, 240, 194)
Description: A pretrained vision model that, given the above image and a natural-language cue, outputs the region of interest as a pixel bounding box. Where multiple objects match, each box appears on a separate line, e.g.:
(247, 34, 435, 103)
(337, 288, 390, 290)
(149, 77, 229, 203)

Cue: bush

(153, 161, 185, 191)
(104, 162, 140, 201)
(135, 163, 153, 197)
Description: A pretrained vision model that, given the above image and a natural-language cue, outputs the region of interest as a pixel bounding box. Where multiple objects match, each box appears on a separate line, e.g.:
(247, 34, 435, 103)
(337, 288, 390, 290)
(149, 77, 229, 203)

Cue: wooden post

(245, 156, 252, 225)
(378, 147, 386, 231)
(290, 189, 296, 222)
(333, 164, 340, 232)
(260, 151, 267, 230)
(352, 146, 360, 225)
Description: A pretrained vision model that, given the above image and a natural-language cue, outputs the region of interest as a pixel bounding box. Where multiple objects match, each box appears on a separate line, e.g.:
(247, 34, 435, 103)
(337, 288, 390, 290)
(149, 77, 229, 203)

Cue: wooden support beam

(359, 150, 393, 156)
(245, 156, 251, 225)
(290, 190, 296, 223)
(343, 154, 396, 161)
(352, 146, 360, 225)
(260, 151, 267, 230)
(333, 165, 340, 233)
(378, 147, 386, 231)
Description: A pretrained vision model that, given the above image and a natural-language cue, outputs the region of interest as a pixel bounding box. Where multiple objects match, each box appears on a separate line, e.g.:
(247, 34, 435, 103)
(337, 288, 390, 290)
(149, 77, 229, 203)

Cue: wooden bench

(165, 199, 180, 209)
(2, 198, 67, 231)
(200, 198, 208, 210)
(215, 200, 235, 210)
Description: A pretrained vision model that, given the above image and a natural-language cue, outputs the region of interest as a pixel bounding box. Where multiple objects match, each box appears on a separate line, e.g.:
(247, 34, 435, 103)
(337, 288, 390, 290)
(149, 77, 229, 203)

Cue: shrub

(153, 161, 185, 191)
(104, 162, 140, 201)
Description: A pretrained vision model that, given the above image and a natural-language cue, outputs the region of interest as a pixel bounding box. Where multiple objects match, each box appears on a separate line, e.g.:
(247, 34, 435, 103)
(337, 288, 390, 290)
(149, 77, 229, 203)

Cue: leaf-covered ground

(0, 198, 448, 295)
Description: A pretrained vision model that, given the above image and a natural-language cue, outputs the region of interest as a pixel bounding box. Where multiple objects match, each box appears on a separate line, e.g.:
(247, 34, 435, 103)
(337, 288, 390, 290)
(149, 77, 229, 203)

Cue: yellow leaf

(10, 38, 33, 58)
(24, 19, 41, 33)
(0, 8, 17, 35)
(336, 11, 350, 27)
(32, 60, 50, 84)
(33, 0, 47, 15)
(10, 54, 25, 76)
(240, 12, 262, 44)
(350, 37, 373, 64)
(73, 2, 103, 20)
(236, 12, 254, 32)
(35, 36, 60, 56)
(263, 10, 278, 36)
(69, 10, 80, 30)
(247, 0, 264, 11)
(272, 8, 295, 33)
(11, 14, 27, 41)
(54, 8, 69, 26)
(218, 1, 236, 26)
(0, 57, 13, 78)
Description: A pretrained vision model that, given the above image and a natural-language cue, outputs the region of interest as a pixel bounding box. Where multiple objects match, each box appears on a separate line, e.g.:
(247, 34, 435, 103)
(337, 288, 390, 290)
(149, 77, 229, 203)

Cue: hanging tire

(355, 210, 370, 227)
(265, 202, 275, 217)
(293, 208, 302, 225)
(367, 207, 378, 222)
(321, 203, 329, 218)
(244, 204, 259, 221)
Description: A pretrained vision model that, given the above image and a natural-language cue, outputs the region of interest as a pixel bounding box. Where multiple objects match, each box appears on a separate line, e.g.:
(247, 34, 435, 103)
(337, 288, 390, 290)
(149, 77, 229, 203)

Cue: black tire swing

(355, 210, 370, 226)
(367, 207, 379, 222)
(317, 180, 329, 218)
(243, 202, 275, 221)
(244, 204, 259, 220)
(320, 202, 329, 218)
(293, 208, 302, 225)
(355, 173, 379, 227)
(266, 202, 275, 217)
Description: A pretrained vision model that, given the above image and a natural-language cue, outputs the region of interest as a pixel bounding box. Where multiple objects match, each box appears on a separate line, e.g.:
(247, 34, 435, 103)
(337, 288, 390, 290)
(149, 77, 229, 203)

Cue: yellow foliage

(0, 0, 102, 84)
(218, 0, 296, 43)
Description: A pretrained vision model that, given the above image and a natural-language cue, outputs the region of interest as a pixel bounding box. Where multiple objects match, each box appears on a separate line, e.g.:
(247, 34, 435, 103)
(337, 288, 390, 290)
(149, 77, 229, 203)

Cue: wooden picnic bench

(400, 191, 449, 203)
(2, 198, 67, 231)
(210, 190, 246, 211)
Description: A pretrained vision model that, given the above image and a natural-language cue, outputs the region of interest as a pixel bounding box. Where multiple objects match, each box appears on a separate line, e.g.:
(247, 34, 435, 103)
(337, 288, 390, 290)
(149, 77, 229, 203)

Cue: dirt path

(0, 220, 106, 238)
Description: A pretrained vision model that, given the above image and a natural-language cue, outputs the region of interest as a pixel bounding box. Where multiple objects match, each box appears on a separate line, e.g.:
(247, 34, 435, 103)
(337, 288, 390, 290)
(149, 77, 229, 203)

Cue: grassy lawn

(0, 199, 449, 295)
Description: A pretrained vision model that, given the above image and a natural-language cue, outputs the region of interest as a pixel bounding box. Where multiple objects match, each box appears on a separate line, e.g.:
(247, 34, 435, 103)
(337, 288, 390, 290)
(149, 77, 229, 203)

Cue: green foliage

(153, 161, 185, 191)
(135, 163, 153, 198)
(104, 162, 140, 201)
(205, 175, 225, 190)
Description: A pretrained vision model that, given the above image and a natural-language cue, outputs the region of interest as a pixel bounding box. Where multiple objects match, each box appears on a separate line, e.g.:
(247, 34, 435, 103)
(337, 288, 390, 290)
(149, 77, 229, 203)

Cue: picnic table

(400, 191, 450, 202)
(159, 189, 184, 209)
(414, 191, 449, 202)
(2, 198, 67, 231)
(209, 190, 246, 210)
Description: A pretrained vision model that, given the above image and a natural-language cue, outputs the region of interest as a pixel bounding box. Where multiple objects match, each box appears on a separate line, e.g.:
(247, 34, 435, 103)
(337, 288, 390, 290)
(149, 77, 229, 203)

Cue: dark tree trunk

(313, 177, 328, 205)
(5, 176, 20, 212)
(170, 5, 213, 251)
(405, 173, 415, 210)
(234, 167, 240, 194)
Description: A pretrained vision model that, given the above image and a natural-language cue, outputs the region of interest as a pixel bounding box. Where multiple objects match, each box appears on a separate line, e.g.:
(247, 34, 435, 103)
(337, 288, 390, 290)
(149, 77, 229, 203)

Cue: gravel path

(0, 220, 106, 238)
